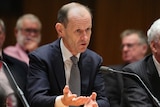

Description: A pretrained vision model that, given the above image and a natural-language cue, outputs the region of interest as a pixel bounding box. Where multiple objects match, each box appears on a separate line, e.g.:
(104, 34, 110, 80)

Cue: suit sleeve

(27, 53, 56, 107)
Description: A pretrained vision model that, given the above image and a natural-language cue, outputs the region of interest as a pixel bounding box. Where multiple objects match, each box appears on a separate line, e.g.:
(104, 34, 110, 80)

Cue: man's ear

(55, 23, 65, 38)
(150, 41, 157, 53)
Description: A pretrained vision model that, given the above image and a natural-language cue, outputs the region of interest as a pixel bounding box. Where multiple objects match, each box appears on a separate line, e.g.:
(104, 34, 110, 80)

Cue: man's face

(16, 19, 41, 52)
(121, 34, 146, 63)
(61, 8, 92, 55)
(0, 27, 5, 49)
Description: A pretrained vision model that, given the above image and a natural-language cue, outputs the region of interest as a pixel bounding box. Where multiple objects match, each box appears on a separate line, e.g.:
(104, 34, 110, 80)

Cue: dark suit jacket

(27, 38, 110, 107)
(0, 52, 28, 107)
(122, 54, 159, 107)
(103, 64, 126, 107)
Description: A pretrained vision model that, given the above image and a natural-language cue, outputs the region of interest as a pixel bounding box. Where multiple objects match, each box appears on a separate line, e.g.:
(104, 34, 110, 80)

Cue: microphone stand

(100, 66, 160, 107)
(1, 61, 30, 107)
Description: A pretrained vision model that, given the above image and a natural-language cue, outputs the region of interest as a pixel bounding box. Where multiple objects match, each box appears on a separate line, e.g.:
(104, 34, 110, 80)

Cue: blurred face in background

(0, 26, 5, 49)
(121, 33, 147, 63)
(16, 18, 41, 52)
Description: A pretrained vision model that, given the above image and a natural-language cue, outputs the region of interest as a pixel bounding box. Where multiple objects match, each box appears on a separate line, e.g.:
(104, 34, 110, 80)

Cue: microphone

(100, 66, 160, 107)
(0, 60, 30, 107)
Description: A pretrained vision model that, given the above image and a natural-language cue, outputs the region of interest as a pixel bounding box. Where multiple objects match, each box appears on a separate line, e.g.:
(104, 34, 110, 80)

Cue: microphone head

(99, 66, 113, 74)
(100, 66, 110, 71)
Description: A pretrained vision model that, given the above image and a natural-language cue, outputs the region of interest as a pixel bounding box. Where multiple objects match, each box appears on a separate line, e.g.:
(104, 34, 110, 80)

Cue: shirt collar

(60, 39, 80, 62)
(152, 55, 160, 77)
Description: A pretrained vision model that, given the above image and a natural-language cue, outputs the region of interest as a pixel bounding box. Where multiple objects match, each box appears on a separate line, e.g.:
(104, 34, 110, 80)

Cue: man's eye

(76, 29, 81, 33)
(86, 28, 91, 32)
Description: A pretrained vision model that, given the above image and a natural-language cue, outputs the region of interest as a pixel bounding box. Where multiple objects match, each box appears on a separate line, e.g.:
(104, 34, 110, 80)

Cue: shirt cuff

(55, 95, 68, 107)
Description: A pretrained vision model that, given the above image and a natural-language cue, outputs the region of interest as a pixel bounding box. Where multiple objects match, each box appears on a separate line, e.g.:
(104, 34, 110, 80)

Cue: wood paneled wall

(1, 0, 160, 65)
(93, 0, 160, 65)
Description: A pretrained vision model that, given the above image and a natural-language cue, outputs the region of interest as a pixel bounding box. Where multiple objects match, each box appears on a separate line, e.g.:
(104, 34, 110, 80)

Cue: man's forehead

(68, 6, 91, 18)
(123, 34, 139, 41)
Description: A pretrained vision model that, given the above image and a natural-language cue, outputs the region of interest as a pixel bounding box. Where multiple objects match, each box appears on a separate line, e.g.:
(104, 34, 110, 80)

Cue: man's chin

(79, 47, 87, 52)
(123, 57, 130, 61)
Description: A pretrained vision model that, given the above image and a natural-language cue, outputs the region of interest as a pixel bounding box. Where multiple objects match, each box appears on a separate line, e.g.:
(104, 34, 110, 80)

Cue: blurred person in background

(121, 29, 148, 64)
(0, 19, 28, 107)
(4, 14, 42, 65)
(103, 29, 148, 107)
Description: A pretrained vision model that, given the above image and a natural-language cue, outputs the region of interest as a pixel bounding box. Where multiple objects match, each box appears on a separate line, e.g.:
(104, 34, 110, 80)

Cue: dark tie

(69, 56, 81, 96)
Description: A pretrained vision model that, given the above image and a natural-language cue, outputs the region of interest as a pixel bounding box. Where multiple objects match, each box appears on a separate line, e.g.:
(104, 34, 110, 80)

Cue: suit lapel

(2, 56, 18, 94)
(54, 56, 66, 90)
(79, 52, 92, 95)
(51, 39, 66, 91)
(146, 56, 160, 100)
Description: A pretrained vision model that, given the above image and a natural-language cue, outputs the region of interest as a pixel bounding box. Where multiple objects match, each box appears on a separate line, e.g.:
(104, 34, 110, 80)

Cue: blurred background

(0, 0, 160, 66)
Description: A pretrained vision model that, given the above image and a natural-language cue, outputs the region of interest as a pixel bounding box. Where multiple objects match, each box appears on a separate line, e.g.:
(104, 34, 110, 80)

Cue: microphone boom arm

(1, 61, 30, 107)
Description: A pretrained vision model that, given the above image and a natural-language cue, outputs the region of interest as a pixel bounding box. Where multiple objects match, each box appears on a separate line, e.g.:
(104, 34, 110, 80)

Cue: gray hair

(16, 14, 42, 30)
(120, 29, 148, 45)
(57, 2, 92, 27)
(147, 18, 160, 44)
(0, 19, 5, 32)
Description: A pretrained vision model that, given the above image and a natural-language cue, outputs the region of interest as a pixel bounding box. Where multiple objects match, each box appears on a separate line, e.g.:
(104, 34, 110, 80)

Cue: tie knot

(70, 56, 78, 65)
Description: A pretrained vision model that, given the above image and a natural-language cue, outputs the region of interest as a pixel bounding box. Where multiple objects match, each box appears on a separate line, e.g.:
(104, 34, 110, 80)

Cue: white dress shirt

(55, 39, 80, 107)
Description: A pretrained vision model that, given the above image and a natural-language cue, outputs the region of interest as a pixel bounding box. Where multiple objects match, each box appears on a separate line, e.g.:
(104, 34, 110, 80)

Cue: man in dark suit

(0, 19, 28, 107)
(26, 2, 109, 107)
(103, 29, 148, 107)
(122, 18, 160, 107)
